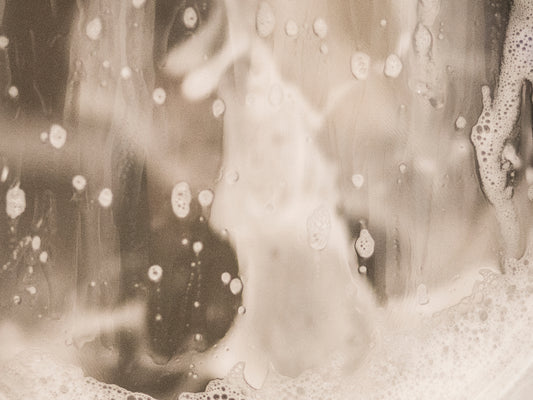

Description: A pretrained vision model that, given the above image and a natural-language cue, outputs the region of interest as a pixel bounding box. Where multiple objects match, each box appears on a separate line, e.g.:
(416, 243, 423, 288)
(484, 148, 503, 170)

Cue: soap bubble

(148, 265, 163, 283)
(152, 87, 167, 105)
(72, 175, 87, 192)
(183, 7, 198, 29)
(49, 124, 67, 149)
(98, 188, 113, 208)
(212, 98, 226, 117)
(229, 278, 243, 295)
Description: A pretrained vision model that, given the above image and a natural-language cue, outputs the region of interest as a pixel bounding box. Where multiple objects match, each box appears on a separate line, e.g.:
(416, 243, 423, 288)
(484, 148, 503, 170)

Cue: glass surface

(0, 1, 532, 399)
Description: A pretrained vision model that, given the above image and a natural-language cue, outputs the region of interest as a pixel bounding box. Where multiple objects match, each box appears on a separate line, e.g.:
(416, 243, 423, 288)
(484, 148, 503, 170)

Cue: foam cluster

(0, 351, 157, 400)
(180, 249, 533, 400)
(470, 0, 533, 256)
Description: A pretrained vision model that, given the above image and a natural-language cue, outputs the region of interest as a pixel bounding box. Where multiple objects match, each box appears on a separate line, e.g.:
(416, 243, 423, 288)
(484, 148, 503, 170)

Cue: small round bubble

(8, 86, 18, 98)
(229, 278, 243, 295)
(98, 188, 113, 208)
(198, 189, 214, 207)
(221, 272, 231, 285)
(0, 35, 9, 49)
(86, 18, 102, 40)
(183, 7, 198, 29)
(49, 124, 67, 149)
(72, 175, 87, 192)
(152, 88, 167, 105)
(148, 265, 163, 283)
(212, 98, 226, 117)
(285, 20, 298, 37)
(312, 18, 328, 39)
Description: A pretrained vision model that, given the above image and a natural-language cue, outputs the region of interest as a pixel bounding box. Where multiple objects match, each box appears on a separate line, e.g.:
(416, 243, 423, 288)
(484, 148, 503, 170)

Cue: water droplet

(194, 333, 203, 341)
(39, 132, 48, 143)
(256, 2, 276, 38)
(12, 295, 21, 305)
(358, 265, 368, 274)
(351, 174, 364, 189)
(238, 306, 246, 314)
(455, 115, 467, 130)
(355, 229, 375, 258)
(1, 166, 8, 183)
(319, 43, 329, 54)
(0, 35, 9, 49)
(49, 124, 67, 149)
(6, 186, 26, 219)
(351, 52, 371, 80)
(183, 7, 198, 29)
(102, 60, 111, 69)
(155, 313, 162, 321)
(198, 189, 214, 207)
(212, 98, 226, 118)
(285, 20, 298, 37)
(98, 188, 113, 208)
(26, 286, 37, 295)
(221, 272, 231, 285)
(193, 301, 200, 308)
(383, 54, 403, 78)
(86, 18, 102, 40)
(181, 238, 189, 245)
(192, 241, 203, 255)
(8, 86, 18, 98)
(229, 278, 243, 295)
(72, 175, 87, 192)
(152, 87, 166, 105)
(148, 264, 163, 283)
(417, 283, 429, 305)
(380, 19, 387, 27)
(312, 18, 328, 39)
(171, 182, 192, 218)
(31, 236, 41, 251)
(39, 251, 48, 263)
(120, 66, 132, 79)
(225, 170, 239, 184)
(399, 163, 407, 174)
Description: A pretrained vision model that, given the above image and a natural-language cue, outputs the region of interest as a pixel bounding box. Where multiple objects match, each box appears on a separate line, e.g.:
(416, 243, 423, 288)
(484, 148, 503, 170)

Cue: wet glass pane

(0, 1, 532, 399)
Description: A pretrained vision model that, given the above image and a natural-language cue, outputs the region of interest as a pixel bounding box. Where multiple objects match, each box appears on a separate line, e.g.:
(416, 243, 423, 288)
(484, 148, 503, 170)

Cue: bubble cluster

(470, 0, 533, 256)
(306, 205, 331, 250)
(171, 182, 192, 218)
(256, 2, 276, 38)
